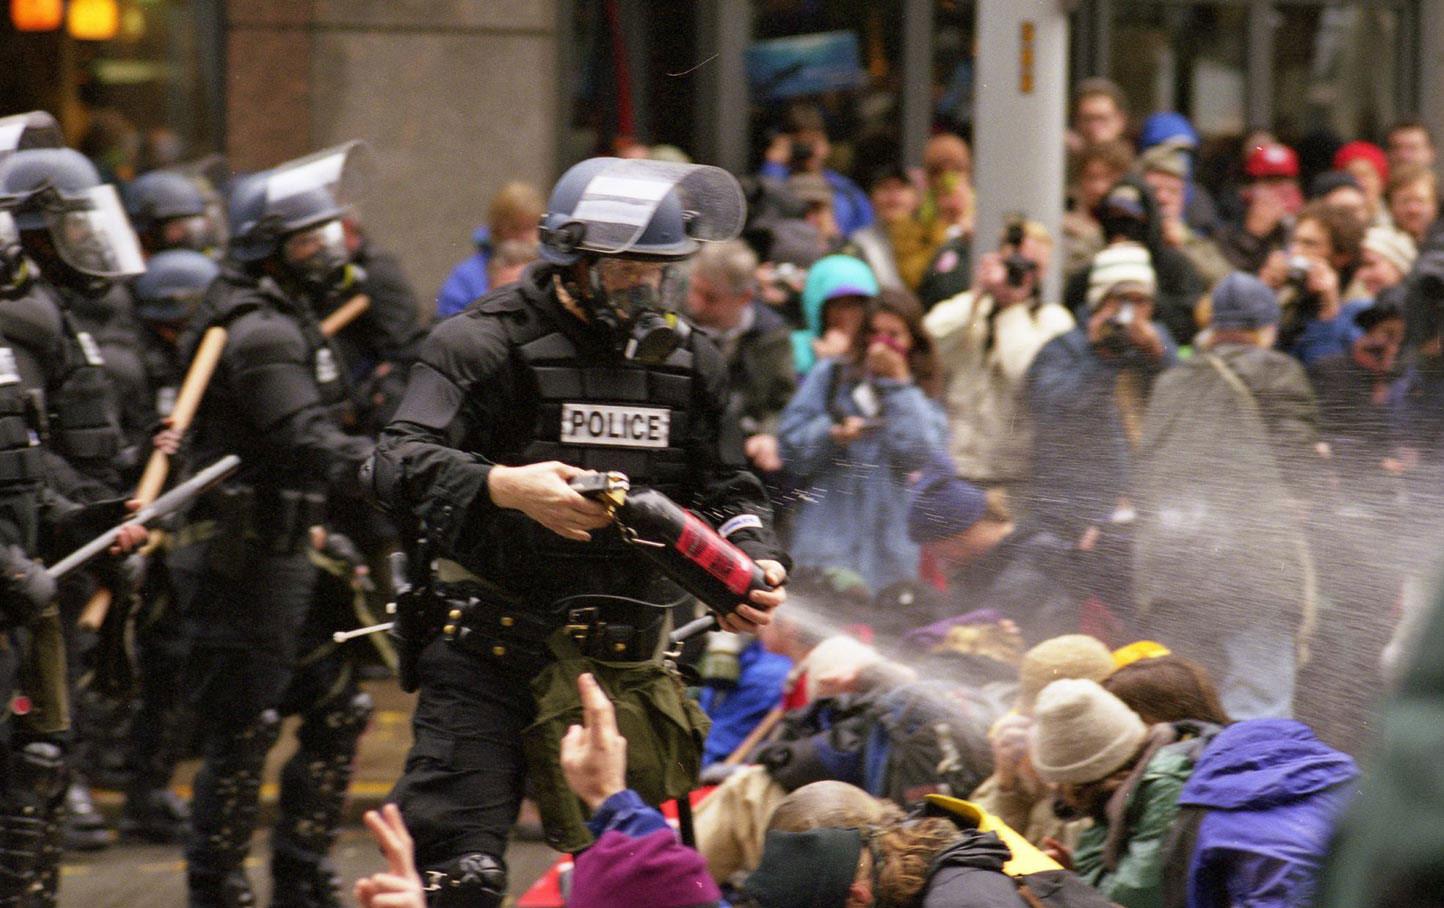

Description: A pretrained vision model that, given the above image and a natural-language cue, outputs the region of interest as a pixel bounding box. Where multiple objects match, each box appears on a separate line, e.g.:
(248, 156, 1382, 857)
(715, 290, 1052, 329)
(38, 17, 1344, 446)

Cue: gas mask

(281, 219, 361, 296)
(569, 257, 691, 365)
(0, 213, 31, 297)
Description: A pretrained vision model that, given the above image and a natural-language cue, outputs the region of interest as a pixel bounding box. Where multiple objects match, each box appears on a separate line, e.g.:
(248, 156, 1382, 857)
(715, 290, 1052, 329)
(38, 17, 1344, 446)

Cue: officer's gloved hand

(0, 544, 56, 628)
(310, 527, 374, 591)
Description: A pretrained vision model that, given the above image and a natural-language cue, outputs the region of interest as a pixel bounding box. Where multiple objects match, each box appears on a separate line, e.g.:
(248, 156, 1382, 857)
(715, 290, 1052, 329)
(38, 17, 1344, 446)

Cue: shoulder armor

(0, 285, 64, 353)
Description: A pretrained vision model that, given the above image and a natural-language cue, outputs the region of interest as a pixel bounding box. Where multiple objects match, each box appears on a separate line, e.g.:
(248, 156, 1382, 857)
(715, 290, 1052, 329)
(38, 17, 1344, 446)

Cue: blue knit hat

(908, 453, 988, 543)
(1210, 272, 1280, 330)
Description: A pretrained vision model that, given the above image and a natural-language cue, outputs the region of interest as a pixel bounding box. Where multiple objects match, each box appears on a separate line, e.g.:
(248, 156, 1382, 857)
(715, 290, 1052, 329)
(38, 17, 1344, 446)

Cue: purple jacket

(1177, 719, 1358, 908)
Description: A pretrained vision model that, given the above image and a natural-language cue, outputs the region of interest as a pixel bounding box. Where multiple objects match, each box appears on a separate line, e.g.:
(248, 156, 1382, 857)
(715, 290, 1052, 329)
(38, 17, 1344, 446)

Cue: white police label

(77, 332, 105, 367)
(560, 403, 670, 449)
(315, 348, 339, 384)
(0, 348, 19, 386)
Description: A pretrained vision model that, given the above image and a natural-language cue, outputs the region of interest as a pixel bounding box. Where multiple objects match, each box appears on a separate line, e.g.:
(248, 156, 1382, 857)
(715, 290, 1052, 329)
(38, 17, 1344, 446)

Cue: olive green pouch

(521, 630, 710, 852)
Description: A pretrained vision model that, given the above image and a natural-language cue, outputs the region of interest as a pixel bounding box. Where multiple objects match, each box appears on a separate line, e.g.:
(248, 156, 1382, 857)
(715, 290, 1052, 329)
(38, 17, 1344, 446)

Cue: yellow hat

(1112, 639, 1172, 669)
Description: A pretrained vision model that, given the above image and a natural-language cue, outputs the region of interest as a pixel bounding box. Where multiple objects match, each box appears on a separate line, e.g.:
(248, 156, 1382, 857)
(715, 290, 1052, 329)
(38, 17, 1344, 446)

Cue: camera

(789, 139, 816, 171)
(1001, 218, 1037, 288)
(1285, 255, 1312, 291)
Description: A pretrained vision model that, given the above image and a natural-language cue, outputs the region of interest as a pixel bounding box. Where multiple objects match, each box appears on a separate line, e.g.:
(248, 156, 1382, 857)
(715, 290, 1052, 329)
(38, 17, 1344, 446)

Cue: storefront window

(1270, 3, 1406, 143)
(0, 0, 222, 179)
(1105, 3, 1249, 142)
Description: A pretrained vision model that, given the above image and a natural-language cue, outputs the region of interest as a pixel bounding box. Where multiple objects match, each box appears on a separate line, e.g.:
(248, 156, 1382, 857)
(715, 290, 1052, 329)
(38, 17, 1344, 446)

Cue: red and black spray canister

(570, 472, 774, 617)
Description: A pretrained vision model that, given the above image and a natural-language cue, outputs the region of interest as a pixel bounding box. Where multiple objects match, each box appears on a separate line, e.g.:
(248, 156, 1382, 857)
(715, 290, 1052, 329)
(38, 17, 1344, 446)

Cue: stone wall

(225, 0, 559, 315)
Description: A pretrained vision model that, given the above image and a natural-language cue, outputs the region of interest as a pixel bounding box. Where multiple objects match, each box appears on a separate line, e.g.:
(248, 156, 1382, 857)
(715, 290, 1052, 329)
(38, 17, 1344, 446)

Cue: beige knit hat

(1086, 242, 1156, 310)
(1016, 634, 1116, 716)
(1363, 226, 1418, 278)
(1030, 678, 1148, 785)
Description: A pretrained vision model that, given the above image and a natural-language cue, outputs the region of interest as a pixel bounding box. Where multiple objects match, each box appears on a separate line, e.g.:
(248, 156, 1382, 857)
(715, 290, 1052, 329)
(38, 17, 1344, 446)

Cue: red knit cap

(1334, 140, 1389, 184)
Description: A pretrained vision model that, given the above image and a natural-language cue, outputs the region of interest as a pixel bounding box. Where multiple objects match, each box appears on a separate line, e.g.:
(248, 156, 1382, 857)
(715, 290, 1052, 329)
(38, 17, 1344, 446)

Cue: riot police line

(0, 111, 790, 908)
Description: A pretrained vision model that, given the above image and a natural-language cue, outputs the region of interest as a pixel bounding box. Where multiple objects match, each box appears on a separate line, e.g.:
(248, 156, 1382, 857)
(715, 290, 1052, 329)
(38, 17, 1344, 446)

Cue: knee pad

(298, 691, 373, 754)
(426, 853, 506, 908)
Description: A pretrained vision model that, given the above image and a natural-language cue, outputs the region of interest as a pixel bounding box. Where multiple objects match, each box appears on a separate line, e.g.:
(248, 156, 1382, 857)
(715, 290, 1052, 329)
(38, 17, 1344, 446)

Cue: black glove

(0, 545, 55, 628)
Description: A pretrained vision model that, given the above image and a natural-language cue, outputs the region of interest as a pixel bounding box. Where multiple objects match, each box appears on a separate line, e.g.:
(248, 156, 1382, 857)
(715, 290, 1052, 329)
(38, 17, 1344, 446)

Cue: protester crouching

(1030, 679, 1212, 908)
(968, 635, 1117, 848)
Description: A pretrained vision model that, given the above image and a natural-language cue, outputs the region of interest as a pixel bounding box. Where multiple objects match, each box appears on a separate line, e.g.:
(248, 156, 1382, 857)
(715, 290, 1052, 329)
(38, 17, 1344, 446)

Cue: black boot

(61, 777, 111, 851)
(186, 710, 281, 908)
(269, 851, 343, 908)
(120, 785, 190, 843)
(269, 692, 372, 908)
(187, 869, 258, 908)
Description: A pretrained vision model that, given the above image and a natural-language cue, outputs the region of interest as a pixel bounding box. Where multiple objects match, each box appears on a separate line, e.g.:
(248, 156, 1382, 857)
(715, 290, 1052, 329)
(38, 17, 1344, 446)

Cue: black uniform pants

(390, 638, 537, 872)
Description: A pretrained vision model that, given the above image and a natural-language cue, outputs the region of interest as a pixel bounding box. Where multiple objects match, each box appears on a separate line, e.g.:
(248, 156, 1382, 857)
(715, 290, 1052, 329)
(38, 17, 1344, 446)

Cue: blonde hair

(487, 182, 545, 238)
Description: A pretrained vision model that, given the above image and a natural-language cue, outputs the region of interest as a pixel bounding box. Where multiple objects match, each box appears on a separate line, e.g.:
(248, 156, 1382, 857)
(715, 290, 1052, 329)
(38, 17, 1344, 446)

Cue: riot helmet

(0, 147, 145, 287)
(538, 157, 745, 363)
(134, 248, 219, 328)
(124, 169, 221, 255)
(226, 141, 370, 295)
(0, 111, 64, 161)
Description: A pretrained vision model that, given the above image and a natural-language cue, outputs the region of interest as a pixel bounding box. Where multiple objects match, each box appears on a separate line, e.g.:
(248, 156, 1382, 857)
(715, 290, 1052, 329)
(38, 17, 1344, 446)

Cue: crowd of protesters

(368, 79, 1444, 907)
(43, 72, 1444, 907)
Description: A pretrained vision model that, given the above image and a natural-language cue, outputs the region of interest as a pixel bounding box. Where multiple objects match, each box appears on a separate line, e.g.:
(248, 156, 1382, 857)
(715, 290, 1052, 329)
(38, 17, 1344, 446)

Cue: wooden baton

(319, 293, 370, 338)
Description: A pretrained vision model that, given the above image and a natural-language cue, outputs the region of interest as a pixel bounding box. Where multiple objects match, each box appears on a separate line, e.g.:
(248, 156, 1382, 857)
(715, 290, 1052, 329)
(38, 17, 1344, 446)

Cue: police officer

(369, 158, 789, 905)
(115, 249, 220, 843)
(0, 142, 151, 851)
(173, 143, 376, 908)
(124, 169, 225, 258)
(0, 191, 148, 906)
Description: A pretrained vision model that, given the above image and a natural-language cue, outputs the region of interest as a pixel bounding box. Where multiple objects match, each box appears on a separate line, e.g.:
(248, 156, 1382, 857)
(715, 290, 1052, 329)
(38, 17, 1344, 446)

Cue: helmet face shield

(550, 158, 746, 260)
(43, 184, 145, 278)
(263, 141, 372, 235)
(0, 111, 63, 163)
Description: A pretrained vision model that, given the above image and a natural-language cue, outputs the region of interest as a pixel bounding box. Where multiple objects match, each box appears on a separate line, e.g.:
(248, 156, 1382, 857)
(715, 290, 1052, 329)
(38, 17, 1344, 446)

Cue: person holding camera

(924, 220, 1074, 492)
(1027, 244, 1178, 620)
(760, 104, 873, 238)
(1257, 201, 1366, 364)
(779, 289, 946, 591)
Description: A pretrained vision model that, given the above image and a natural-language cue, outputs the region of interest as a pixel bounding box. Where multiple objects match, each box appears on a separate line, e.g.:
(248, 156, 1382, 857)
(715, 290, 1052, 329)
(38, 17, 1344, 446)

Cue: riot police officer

(0, 141, 151, 851)
(116, 249, 220, 843)
(173, 143, 376, 908)
(123, 169, 225, 258)
(369, 158, 789, 905)
(0, 181, 148, 906)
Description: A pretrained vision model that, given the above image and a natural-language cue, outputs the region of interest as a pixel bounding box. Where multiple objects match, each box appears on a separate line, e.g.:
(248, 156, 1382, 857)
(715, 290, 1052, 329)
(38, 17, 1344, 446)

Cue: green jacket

(1072, 732, 1199, 908)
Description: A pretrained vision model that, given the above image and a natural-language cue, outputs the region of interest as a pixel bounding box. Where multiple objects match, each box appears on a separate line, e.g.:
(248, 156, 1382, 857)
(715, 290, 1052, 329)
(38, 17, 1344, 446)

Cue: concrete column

(972, 0, 1069, 301)
(1245, 0, 1274, 132)
(900, 0, 933, 167)
(695, 0, 752, 173)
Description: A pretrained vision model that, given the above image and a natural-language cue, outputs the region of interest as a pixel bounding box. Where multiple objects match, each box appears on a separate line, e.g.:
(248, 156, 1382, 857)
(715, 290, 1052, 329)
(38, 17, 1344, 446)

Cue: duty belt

(432, 560, 668, 667)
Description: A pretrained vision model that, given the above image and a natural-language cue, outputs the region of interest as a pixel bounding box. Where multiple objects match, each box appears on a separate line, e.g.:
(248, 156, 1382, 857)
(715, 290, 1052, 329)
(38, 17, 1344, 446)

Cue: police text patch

(560, 403, 670, 449)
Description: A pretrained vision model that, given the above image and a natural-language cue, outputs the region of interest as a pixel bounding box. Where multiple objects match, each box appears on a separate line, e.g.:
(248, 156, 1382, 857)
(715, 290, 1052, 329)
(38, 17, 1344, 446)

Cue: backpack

(860, 680, 1000, 806)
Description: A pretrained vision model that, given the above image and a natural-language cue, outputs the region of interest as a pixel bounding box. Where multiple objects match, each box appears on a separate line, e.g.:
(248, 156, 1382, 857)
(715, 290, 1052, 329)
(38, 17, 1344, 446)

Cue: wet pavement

(62, 679, 560, 906)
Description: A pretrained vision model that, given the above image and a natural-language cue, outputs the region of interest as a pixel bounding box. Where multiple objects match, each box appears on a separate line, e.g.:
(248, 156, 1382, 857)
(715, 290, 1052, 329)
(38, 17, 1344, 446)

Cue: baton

(49, 454, 241, 581)
(134, 325, 228, 506)
(319, 293, 370, 337)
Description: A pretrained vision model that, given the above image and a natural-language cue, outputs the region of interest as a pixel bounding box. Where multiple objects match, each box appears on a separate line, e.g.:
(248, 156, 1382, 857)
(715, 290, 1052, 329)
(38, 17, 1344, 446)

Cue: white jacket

(925, 290, 1075, 482)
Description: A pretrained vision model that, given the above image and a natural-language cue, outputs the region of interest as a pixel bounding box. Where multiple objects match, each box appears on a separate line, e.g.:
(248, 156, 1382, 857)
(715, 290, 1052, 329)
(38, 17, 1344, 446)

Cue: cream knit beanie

(1016, 634, 1116, 716)
(1030, 678, 1148, 785)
